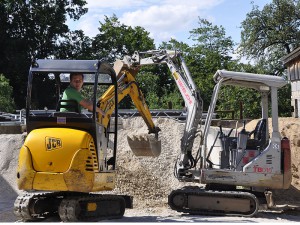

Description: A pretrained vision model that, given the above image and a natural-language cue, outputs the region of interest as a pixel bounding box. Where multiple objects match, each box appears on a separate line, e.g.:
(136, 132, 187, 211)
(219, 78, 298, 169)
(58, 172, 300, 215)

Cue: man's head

(70, 73, 84, 91)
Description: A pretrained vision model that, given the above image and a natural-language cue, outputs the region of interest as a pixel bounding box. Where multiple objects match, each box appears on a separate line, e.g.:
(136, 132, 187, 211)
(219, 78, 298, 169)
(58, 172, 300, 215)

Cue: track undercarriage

(168, 186, 267, 217)
(14, 191, 132, 222)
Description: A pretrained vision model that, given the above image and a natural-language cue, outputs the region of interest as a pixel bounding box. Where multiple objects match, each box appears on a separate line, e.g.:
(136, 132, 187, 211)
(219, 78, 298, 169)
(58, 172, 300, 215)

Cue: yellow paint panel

(33, 172, 68, 191)
(92, 172, 115, 191)
(64, 149, 94, 192)
(17, 146, 36, 190)
(17, 142, 115, 193)
(25, 128, 92, 172)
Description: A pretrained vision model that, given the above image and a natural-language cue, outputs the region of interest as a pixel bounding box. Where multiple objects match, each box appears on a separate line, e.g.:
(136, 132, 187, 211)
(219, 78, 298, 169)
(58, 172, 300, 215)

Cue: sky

(67, 0, 272, 48)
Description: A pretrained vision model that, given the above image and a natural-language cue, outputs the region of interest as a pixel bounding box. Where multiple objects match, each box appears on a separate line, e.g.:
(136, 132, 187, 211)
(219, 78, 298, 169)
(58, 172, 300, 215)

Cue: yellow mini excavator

(14, 59, 161, 221)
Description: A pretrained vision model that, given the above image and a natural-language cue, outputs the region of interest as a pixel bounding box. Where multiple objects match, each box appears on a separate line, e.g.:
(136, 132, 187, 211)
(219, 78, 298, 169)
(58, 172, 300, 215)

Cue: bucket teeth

(127, 134, 161, 157)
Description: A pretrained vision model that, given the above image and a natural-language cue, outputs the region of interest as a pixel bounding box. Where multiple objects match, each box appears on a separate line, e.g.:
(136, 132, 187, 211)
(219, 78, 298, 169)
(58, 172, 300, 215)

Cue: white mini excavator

(117, 49, 291, 217)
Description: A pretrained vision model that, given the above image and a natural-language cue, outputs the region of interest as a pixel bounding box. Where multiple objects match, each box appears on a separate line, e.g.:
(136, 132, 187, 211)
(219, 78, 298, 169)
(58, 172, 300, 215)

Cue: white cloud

(118, 5, 196, 43)
(120, 5, 197, 30)
(118, 0, 224, 43)
(68, 0, 225, 44)
(162, 0, 223, 9)
(85, 0, 147, 10)
(76, 14, 104, 38)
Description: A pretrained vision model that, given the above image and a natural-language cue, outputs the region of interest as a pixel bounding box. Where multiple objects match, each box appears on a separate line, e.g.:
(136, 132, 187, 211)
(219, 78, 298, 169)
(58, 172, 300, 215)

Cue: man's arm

(79, 99, 105, 116)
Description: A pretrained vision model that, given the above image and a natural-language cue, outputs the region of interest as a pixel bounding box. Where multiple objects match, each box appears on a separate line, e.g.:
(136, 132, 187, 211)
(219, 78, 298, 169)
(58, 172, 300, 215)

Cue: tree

(239, 0, 300, 70)
(55, 30, 93, 59)
(147, 19, 238, 111)
(92, 15, 156, 109)
(238, 0, 296, 117)
(184, 18, 236, 110)
(190, 18, 235, 56)
(0, 74, 16, 113)
(218, 86, 261, 119)
(92, 15, 155, 63)
(0, 0, 88, 109)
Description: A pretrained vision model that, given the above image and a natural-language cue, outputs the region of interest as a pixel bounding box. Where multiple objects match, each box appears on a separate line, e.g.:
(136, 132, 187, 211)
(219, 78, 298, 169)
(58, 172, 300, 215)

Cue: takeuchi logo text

(177, 78, 193, 105)
(253, 165, 272, 173)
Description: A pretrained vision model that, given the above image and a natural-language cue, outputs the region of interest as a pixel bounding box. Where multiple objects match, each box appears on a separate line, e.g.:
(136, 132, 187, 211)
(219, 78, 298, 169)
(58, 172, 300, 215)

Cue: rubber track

(14, 192, 125, 222)
(58, 194, 126, 222)
(14, 191, 66, 221)
(168, 186, 259, 217)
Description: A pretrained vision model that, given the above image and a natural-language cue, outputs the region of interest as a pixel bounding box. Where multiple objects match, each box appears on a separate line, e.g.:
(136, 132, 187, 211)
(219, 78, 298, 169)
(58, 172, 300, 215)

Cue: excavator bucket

(127, 133, 161, 157)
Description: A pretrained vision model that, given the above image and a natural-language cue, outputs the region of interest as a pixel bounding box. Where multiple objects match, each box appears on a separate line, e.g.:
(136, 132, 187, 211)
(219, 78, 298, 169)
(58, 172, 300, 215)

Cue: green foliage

(160, 90, 183, 109)
(278, 83, 292, 117)
(183, 18, 236, 110)
(55, 30, 93, 59)
(0, 2, 295, 119)
(217, 86, 261, 119)
(136, 71, 160, 97)
(0, 0, 88, 108)
(0, 74, 16, 113)
(155, 19, 239, 112)
(190, 18, 235, 55)
(136, 69, 184, 109)
(160, 38, 191, 53)
(237, 0, 296, 117)
(135, 66, 172, 109)
(92, 15, 155, 63)
(91, 15, 157, 108)
(143, 92, 161, 109)
(239, 0, 300, 71)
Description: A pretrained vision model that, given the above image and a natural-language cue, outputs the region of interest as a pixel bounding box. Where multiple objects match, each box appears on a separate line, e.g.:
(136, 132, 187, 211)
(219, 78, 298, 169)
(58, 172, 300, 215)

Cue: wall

(291, 80, 300, 118)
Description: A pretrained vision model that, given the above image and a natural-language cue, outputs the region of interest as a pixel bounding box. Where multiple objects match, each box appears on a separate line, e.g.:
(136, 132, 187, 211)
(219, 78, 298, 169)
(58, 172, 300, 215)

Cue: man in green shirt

(60, 73, 105, 116)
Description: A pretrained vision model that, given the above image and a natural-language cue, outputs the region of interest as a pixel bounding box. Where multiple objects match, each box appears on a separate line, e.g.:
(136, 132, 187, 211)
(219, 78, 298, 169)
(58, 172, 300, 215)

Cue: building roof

(281, 46, 300, 66)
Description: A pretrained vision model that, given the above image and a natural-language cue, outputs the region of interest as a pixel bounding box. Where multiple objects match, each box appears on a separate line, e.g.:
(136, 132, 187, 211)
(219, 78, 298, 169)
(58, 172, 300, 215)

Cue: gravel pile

(113, 117, 197, 208)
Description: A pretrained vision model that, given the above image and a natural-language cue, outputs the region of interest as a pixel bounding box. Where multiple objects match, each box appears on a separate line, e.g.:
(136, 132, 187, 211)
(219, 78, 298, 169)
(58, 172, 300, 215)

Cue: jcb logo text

(46, 137, 62, 151)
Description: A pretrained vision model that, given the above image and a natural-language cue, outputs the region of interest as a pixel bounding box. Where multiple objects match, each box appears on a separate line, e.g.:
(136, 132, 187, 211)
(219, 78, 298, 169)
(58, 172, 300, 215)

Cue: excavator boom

(98, 57, 161, 157)
(112, 50, 203, 160)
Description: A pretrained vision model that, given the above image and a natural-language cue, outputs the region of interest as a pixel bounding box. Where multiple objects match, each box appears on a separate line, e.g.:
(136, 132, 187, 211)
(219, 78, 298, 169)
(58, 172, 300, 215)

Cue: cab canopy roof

(214, 70, 287, 91)
(30, 59, 115, 76)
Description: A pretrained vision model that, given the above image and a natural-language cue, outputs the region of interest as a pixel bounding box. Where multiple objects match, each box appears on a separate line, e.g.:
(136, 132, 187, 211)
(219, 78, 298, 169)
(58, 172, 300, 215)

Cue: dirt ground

(0, 117, 300, 222)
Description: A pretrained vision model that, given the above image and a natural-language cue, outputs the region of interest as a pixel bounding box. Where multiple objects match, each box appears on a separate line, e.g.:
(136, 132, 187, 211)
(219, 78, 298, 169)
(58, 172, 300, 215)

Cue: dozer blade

(127, 133, 161, 157)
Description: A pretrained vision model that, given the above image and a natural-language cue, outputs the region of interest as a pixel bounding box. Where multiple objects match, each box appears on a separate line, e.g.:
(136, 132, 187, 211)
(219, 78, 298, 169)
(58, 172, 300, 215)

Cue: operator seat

(53, 99, 88, 118)
(56, 99, 80, 113)
(246, 119, 267, 150)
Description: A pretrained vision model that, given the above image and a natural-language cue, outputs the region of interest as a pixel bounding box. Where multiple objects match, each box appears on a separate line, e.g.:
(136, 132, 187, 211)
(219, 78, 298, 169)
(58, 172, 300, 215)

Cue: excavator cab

(23, 59, 119, 173)
(15, 59, 132, 222)
(200, 70, 289, 177)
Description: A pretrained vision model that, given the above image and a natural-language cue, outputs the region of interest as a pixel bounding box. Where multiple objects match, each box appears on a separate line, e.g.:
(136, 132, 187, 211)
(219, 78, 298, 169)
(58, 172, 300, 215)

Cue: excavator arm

(97, 57, 161, 157)
(100, 50, 203, 172)
(134, 50, 204, 177)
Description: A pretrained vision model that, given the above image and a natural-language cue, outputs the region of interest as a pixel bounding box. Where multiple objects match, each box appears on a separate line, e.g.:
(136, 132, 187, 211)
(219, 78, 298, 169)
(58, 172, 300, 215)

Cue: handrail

(9, 109, 235, 126)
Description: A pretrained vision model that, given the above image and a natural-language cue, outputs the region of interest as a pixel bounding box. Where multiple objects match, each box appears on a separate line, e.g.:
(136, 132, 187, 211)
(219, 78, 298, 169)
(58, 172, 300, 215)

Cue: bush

(0, 74, 16, 113)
